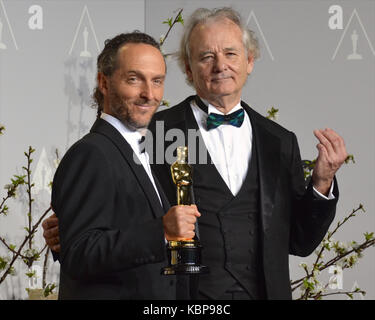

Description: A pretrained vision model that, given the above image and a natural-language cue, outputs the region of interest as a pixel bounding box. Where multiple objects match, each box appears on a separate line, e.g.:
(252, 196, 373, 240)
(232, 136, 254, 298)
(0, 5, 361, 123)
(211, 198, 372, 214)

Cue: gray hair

(177, 7, 260, 86)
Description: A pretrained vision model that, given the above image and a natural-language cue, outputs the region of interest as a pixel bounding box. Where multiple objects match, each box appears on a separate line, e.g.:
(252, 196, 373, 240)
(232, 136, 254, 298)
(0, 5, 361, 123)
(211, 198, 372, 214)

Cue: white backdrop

(0, 0, 374, 300)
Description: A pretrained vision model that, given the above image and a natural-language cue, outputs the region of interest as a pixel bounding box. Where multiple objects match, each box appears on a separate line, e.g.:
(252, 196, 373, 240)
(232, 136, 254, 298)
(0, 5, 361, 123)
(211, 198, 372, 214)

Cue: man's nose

(213, 55, 227, 72)
(140, 82, 154, 100)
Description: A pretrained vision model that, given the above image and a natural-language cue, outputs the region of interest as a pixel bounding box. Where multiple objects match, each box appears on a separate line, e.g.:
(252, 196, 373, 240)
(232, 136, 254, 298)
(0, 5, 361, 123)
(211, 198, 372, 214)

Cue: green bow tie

(206, 109, 245, 130)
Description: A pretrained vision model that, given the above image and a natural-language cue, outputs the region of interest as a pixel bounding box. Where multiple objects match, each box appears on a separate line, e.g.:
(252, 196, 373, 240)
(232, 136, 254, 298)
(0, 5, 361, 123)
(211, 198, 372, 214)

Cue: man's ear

(185, 61, 193, 83)
(97, 72, 109, 96)
(246, 54, 254, 75)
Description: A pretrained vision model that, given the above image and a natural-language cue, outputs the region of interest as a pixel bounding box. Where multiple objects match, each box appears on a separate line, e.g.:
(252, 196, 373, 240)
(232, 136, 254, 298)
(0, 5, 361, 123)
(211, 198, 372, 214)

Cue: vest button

(249, 230, 254, 235)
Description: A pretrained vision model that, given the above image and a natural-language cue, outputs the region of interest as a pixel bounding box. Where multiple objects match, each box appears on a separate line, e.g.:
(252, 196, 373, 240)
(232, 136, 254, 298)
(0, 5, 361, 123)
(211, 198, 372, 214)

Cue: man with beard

(50, 31, 200, 299)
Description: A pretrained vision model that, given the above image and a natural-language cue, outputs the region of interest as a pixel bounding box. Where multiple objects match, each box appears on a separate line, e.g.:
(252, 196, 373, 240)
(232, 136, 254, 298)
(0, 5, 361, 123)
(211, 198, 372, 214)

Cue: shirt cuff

(313, 180, 335, 200)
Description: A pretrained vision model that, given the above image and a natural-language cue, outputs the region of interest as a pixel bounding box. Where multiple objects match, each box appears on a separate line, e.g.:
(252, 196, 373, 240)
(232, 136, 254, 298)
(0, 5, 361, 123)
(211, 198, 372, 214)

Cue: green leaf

(43, 283, 57, 297)
(344, 154, 355, 164)
(161, 100, 170, 107)
(176, 13, 184, 25)
(358, 203, 365, 212)
(163, 17, 173, 27)
(11, 174, 26, 186)
(303, 279, 315, 291)
(1, 205, 9, 215)
(25, 271, 36, 278)
(8, 266, 16, 276)
(364, 232, 374, 241)
(0, 256, 9, 270)
(266, 106, 279, 120)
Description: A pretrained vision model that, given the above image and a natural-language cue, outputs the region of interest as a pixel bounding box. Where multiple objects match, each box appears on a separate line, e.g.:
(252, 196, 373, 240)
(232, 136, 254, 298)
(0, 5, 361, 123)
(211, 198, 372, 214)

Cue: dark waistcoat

(193, 139, 266, 299)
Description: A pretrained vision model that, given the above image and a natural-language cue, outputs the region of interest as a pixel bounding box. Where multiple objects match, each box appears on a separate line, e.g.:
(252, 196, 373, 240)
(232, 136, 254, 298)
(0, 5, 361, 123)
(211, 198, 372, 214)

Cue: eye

(127, 76, 138, 84)
(201, 55, 214, 62)
(153, 78, 164, 86)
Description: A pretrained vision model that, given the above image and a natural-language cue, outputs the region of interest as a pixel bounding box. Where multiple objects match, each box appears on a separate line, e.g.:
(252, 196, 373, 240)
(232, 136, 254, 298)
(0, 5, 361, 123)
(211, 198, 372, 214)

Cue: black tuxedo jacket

(52, 118, 175, 299)
(149, 96, 338, 299)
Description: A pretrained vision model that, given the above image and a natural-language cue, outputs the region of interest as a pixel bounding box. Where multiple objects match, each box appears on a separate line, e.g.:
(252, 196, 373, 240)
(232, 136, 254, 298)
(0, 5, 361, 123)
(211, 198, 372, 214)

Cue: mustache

(211, 73, 232, 81)
(134, 99, 159, 107)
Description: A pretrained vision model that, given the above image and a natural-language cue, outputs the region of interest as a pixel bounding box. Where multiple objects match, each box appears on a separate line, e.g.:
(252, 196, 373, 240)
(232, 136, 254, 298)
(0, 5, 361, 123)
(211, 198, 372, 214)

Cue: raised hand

(312, 128, 348, 196)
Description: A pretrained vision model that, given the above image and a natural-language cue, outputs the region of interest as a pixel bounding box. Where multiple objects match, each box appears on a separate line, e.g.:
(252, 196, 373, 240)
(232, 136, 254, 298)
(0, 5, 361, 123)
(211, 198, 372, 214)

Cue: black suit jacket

(52, 118, 175, 300)
(150, 96, 338, 299)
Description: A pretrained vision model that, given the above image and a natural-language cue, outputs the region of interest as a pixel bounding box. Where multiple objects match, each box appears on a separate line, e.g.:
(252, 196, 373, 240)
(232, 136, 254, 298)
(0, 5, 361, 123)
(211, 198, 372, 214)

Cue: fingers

(314, 129, 335, 161)
(163, 205, 201, 240)
(179, 204, 200, 218)
(44, 233, 61, 253)
(313, 128, 347, 160)
(42, 213, 58, 230)
(42, 214, 61, 252)
(43, 225, 59, 239)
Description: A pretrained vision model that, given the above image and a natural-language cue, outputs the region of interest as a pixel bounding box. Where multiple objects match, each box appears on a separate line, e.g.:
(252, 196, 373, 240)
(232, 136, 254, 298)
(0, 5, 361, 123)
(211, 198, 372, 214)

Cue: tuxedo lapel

(152, 171, 171, 211)
(91, 119, 166, 218)
(242, 102, 281, 230)
(156, 96, 211, 181)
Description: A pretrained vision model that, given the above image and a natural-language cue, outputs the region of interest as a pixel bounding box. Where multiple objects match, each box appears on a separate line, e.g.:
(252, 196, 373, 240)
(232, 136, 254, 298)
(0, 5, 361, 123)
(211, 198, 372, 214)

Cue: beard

(108, 89, 157, 131)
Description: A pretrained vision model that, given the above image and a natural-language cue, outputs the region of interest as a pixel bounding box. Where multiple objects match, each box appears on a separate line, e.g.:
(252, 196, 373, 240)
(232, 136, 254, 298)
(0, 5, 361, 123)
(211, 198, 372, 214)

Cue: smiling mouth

(135, 103, 155, 109)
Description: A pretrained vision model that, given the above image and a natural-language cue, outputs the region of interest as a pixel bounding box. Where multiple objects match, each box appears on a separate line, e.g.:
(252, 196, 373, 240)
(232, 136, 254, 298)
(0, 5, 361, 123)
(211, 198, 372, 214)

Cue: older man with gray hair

(150, 7, 347, 300)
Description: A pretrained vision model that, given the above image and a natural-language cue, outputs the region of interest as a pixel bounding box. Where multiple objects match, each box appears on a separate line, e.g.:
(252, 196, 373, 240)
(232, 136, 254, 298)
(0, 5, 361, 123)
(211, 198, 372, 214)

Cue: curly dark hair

(92, 31, 163, 118)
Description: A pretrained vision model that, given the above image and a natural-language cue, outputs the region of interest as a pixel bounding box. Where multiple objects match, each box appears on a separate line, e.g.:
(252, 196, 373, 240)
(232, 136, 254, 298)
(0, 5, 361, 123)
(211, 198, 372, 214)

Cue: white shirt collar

(100, 112, 143, 154)
(199, 97, 243, 116)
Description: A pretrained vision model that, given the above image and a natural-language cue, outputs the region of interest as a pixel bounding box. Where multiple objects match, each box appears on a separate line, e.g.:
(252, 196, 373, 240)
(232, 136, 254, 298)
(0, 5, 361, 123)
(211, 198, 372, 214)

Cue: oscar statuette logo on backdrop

(329, 6, 375, 61)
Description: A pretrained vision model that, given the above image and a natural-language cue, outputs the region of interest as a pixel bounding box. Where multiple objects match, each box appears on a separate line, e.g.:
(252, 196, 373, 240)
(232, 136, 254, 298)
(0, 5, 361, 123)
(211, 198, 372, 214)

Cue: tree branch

(291, 238, 375, 292)
(159, 9, 183, 46)
(0, 206, 52, 284)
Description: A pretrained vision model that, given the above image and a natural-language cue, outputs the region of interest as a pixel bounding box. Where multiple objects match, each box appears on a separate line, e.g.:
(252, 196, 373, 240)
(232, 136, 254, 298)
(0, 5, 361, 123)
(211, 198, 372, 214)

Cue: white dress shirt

(100, 113, 162, 205)
(191, 98, 252, 196)
(190, 98, 334, 199)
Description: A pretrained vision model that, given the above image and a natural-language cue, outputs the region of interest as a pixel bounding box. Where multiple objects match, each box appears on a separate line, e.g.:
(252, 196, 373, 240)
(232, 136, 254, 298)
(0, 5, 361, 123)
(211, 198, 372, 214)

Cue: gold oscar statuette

(162, 146, 209, 275)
